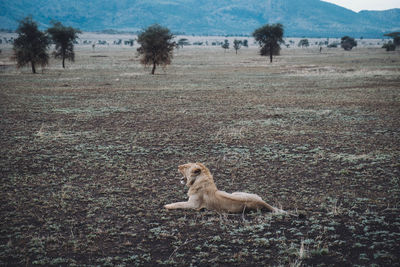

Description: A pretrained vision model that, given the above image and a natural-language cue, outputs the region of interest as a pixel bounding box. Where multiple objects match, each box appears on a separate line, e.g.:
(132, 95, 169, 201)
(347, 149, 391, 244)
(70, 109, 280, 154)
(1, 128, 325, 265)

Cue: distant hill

(0, 0, 399, 37)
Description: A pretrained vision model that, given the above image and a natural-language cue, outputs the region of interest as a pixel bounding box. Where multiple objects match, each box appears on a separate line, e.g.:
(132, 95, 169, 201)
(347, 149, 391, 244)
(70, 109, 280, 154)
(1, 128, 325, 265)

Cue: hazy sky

(323, 0, 400, 12)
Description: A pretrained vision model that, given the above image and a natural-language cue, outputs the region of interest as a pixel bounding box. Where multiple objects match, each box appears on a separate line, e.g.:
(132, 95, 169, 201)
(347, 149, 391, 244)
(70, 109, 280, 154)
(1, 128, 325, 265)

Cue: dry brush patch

(0, 46, 399, 266)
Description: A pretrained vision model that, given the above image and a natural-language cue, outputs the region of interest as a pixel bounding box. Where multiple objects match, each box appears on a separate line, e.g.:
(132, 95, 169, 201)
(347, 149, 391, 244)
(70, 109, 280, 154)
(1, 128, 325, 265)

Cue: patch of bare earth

(1, 46, 399, 266)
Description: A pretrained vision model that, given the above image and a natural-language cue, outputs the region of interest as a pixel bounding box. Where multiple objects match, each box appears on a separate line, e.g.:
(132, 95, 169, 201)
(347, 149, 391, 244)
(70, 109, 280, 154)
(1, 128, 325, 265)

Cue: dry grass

(0, 45, 399, 266)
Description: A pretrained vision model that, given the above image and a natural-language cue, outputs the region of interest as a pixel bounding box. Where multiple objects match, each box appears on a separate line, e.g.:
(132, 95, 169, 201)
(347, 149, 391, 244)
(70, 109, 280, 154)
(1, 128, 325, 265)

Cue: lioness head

(178, 162, 209, 187)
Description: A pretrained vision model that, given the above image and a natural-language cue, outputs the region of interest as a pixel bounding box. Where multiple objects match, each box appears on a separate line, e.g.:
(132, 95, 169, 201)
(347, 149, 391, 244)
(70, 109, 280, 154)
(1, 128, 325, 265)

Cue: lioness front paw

(164, 204, 174, 209)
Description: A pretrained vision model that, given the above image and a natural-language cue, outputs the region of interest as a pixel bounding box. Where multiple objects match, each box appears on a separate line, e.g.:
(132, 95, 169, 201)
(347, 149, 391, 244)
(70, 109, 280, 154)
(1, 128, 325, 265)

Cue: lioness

(164, 162, 284, 213)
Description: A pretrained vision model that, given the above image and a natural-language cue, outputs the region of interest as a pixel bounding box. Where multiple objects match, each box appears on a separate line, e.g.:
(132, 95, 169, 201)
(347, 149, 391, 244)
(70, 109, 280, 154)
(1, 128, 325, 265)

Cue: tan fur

(164, 162, 283, 213)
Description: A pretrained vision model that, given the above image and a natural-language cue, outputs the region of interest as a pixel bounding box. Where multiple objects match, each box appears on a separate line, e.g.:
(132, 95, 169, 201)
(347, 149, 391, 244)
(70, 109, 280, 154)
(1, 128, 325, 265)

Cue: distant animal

(164, 162, 285, 214)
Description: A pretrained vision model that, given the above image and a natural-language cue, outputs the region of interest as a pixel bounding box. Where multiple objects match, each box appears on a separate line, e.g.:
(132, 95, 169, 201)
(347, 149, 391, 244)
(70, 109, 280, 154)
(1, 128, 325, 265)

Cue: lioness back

(213, 191, 270, 213)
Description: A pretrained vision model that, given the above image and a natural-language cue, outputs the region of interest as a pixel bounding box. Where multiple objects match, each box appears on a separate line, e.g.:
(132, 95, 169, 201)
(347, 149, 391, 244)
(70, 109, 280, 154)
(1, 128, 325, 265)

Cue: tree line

(13, 17, 81, 73)
(11, 17, 285, 74)
(11, 16, 399, 74)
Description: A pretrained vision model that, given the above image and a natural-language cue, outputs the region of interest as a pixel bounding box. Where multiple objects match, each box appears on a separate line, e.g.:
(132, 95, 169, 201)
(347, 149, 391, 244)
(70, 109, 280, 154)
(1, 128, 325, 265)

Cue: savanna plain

(0, 45, 400, 266)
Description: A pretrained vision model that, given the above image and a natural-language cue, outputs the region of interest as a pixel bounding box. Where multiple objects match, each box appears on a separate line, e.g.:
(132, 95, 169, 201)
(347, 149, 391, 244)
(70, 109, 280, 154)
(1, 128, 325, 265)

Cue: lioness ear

(192, 168, 201, 176)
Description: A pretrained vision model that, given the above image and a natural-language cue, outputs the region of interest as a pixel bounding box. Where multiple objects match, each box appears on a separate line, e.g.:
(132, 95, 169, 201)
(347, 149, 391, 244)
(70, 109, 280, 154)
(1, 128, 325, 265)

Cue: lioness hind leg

(260, 201, 277, 212)
(254, 200, 286, 213)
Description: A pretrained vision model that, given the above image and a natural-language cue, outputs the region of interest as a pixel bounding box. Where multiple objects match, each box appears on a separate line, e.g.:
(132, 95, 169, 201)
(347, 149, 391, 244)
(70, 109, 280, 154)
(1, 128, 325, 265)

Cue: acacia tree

(298, 39, 309, 48)
(341, 36, 357, 51)
(382, 42, 396, 51)
(13, 16, 50, 73)
(233, 39, 242, 54)
(384, 32, 400, 50)
(253, 23, 284, 63)
(137, 24, 175, 75)
(221, 39, 229, 52)
(47, 21, 81, 68)
(177, 38, 190, 48)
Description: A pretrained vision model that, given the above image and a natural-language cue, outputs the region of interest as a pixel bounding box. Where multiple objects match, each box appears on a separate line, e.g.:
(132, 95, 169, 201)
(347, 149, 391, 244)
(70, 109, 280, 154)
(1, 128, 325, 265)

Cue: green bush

(382, 42, 396, 51)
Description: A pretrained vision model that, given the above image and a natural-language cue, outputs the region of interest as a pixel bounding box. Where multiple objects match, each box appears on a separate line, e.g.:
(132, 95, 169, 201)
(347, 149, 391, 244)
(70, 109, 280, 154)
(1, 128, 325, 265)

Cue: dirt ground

(1, 45, 399, 266)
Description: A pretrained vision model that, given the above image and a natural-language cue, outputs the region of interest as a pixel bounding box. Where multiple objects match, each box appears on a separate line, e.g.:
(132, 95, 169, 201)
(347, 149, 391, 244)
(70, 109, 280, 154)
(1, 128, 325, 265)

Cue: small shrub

(341, 36, 357, 51)
(382, 42, 396, 51)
